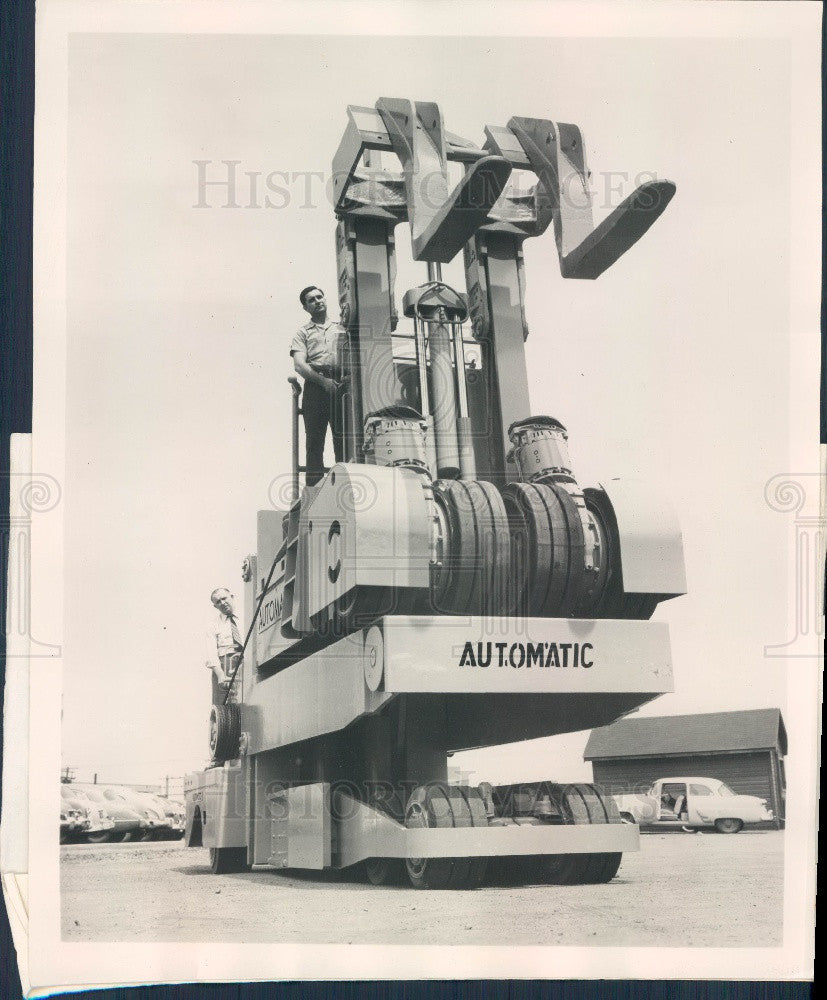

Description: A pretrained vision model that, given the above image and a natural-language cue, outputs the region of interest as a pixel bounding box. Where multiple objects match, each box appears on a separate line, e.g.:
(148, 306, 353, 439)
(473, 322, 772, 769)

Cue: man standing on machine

(205, 587, 243, 705)
(290, 285, 344, 486)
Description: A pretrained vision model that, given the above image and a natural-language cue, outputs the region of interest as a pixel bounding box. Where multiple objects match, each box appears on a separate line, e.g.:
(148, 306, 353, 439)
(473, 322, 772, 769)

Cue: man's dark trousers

(303, 377, 343, 487)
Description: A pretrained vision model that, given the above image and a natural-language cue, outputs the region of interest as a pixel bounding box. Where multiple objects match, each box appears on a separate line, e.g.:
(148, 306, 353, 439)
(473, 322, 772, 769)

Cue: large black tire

(501, 482, 585, 617)
(430, 481, 512, 617)
(582, 488, 658, 620)
(538, 783, 623, 885)
(542, 484, 587, 616)
(501, 482, 547, 616)
(404, 783, 489, 890)
(209, 846, 251, 874)
(209, 703, 241, 763)
(364, 857, 406, 886)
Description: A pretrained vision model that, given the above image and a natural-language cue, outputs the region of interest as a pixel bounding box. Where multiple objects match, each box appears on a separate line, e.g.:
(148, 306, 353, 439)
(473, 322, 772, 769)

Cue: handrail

(222, 376, 302, 707)
(289, 376, 302, 502)
(222, 546, 283, 707)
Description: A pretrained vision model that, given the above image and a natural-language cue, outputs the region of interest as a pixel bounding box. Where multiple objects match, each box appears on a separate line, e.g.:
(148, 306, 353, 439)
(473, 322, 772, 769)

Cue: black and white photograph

(2, 0, 820, 991)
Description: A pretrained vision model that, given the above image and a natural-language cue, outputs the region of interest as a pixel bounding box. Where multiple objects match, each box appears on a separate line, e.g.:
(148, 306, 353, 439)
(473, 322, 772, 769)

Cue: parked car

(59, 795, 86, 844)
(104, 787, 168, 841)
(143, 794, 185, 839)
(167, 798, 186, 839)
(613, 776, 774, 833)
(132, 790, 179, 840)
(59, 785, 115, 843)
(79, 785, 146, 843)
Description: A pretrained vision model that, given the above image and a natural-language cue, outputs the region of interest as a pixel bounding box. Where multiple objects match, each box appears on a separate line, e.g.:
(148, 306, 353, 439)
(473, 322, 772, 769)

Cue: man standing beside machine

(205, 587, 243, 705)
(290, 285, 344, 487)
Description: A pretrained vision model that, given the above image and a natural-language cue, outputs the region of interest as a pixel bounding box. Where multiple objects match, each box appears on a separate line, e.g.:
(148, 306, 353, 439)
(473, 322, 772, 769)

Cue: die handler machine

(185, 98, 686, 888)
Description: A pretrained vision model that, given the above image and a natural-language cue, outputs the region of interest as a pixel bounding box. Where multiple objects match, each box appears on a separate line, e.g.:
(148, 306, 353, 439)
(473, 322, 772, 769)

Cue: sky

(57, 30, 808, 789)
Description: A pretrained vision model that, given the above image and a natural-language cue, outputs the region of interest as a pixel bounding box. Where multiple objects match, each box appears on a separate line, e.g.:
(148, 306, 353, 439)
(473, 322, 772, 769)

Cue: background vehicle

(148, 795, 185, 839)
(79, 785, 146, 843)
(121, 790, 183, 840)
(59, 785, 115, 843)
(613, 777, 774, 833)
(59, 794, 86, 844)
(102, 787, 167, 841)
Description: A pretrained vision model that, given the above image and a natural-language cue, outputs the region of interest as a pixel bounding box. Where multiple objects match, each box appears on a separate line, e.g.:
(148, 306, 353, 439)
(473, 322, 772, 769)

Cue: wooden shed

(584, 708, 787, 828)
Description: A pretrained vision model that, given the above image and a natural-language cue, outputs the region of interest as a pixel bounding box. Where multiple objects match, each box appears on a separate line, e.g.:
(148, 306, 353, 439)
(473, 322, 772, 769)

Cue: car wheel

(714, 818, 743, 834)
(86, 830, 111, 845)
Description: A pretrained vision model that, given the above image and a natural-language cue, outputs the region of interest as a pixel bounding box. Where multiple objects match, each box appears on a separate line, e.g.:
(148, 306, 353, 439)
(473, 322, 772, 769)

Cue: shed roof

(584, 708, 787, 760)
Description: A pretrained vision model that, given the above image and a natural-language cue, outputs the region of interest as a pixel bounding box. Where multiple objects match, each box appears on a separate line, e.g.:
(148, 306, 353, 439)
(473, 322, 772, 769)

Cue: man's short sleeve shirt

(290, 320, 344, 367)
(206, 610, 240, 667)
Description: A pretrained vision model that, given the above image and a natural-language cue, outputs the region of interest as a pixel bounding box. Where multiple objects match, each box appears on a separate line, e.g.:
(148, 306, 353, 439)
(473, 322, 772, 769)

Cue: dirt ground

(61, 830, 783, 947)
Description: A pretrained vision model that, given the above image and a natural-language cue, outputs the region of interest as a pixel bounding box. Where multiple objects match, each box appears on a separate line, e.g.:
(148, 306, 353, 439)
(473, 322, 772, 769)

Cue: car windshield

(717, 782, 737, 796)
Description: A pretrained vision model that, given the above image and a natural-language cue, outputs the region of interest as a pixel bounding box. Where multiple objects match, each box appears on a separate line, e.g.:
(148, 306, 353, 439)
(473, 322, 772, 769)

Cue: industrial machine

(184, 98, 686, 888)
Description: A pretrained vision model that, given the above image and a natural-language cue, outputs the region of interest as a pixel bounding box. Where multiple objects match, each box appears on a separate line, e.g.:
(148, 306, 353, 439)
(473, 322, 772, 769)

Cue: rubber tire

(431, 482, 480, 614)
(86, 829, 112, 845)
(543, 484, 586, 616)
(210, 703, 241, 763)
(364, 857, 406, 886)
(501, 482, 553, 617)
(461, 786, 490, 889)
(431, 481, 511, 617)
(405, 783, 489, 890)
(576, 488, 612, 615)
(470, 481, 513, 617)
(502, 482, 584, 617)
(405, 785, 455, 890)
(581, 487, 659, 621)
(714, 818, 743, 834)
(209, 846, 251, 874)
(538, 783, 623, 885)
